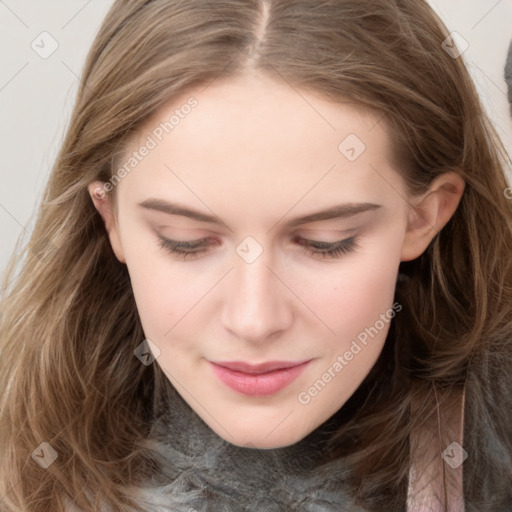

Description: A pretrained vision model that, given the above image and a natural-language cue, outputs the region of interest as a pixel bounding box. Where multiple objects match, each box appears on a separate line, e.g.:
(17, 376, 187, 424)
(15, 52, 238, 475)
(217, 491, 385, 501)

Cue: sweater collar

(131, 378, 369, 511)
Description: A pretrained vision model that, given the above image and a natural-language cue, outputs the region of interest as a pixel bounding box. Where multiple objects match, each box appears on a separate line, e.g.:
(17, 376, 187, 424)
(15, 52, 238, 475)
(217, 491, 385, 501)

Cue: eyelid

(294, 235, 355, 247)
(156, 233, 211, 244)
(156, 233, 354, 246)
(167, 237, 210, 247)
(156, 233, 359, 261)
(297, 226, 358, 237)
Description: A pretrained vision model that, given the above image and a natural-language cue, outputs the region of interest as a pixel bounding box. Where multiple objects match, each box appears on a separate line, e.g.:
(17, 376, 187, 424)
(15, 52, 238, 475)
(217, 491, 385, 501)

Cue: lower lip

(209, 361, 311, 396)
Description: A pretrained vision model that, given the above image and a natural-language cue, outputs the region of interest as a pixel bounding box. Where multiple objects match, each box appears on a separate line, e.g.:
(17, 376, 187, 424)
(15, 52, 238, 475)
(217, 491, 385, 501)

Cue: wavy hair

(1, 0, 512, 510)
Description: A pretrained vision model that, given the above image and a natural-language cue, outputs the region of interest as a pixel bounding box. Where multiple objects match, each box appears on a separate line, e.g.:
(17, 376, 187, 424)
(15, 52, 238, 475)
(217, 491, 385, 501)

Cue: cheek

(304, 241, 401, 339)
(121, 235, 198, 338)
(296, 242, 402, 407)
(130, 266, 198, 338)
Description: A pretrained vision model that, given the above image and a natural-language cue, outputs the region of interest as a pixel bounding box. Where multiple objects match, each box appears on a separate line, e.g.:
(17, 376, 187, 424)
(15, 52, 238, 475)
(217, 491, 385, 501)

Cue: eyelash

(157, 235, 359, 260)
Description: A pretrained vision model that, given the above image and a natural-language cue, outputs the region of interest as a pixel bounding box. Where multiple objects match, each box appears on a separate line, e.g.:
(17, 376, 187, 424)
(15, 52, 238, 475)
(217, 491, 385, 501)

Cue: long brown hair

(1, 0, 512, 510)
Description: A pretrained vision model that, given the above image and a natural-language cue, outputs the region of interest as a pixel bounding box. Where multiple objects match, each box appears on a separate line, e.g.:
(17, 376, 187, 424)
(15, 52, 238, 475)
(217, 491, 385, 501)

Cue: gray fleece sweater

(129, 381, 370, 512)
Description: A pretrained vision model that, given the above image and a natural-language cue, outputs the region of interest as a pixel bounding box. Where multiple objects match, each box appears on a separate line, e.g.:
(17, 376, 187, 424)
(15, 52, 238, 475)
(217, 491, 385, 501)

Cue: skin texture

(88, 71, 464, 449)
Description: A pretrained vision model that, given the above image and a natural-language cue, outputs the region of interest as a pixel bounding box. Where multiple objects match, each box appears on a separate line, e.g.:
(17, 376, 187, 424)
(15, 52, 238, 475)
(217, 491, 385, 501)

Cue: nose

(221, 244, 293, 344)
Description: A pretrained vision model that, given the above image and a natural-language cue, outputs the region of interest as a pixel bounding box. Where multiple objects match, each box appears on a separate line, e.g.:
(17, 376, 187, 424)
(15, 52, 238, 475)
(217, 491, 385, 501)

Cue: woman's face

(89, 72, 459, 449)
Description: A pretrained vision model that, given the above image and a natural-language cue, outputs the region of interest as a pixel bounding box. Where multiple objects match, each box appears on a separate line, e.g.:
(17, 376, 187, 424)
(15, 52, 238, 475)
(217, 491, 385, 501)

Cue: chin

(219, 427, 308, 450)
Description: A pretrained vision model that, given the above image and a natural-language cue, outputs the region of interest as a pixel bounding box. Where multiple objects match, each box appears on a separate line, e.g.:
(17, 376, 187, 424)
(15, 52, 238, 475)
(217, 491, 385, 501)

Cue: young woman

(1, 1, 512, 511)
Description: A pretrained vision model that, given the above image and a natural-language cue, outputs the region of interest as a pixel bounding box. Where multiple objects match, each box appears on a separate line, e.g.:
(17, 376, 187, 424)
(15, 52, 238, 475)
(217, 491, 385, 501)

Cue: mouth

(209, 359, 312, 396)
(212, 359, 311, 374)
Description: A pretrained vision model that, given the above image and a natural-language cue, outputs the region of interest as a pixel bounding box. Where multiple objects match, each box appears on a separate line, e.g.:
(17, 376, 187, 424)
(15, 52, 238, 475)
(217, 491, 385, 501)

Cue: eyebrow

(138, 198, 382, 226)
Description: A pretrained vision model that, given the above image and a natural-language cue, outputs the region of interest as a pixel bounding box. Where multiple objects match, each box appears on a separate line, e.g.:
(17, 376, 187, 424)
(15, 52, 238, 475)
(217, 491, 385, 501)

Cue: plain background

(1, 0, 512, 276)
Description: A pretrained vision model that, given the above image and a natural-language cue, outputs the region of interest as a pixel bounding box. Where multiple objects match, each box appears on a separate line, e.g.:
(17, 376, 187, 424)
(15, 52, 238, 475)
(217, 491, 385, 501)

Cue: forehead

(116, 72, 405, 216)
(135, 72, 386, 154)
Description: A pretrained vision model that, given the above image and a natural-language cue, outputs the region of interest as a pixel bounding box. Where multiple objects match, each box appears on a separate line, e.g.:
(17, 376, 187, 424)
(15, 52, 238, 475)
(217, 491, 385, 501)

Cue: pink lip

(209, 359, 312, 396)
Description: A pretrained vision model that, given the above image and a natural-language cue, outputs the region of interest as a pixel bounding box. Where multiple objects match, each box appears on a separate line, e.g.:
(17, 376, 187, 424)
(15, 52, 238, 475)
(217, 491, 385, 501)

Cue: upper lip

(211, 360, 311, 374)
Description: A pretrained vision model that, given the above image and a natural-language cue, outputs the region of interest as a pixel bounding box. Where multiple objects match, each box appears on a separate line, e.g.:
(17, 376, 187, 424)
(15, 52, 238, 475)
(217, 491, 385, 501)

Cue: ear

(87, 181, 126, 264)
(400, 171, 465, 262)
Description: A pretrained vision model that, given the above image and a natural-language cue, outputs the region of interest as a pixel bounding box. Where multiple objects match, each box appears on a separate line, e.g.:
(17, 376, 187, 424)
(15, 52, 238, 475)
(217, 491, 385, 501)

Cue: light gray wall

(0, 0, 116, 277)
(1, 0, 511, 276)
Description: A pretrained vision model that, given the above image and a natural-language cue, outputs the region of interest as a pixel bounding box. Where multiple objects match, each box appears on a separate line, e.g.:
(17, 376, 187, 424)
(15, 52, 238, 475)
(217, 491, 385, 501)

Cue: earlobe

(87, 181, 126, 264)
(400, 172, 465, 262)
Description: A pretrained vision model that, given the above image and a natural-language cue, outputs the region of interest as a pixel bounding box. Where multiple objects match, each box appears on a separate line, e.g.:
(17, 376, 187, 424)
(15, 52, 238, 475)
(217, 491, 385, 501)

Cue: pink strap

(407, 385, 466, 511)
